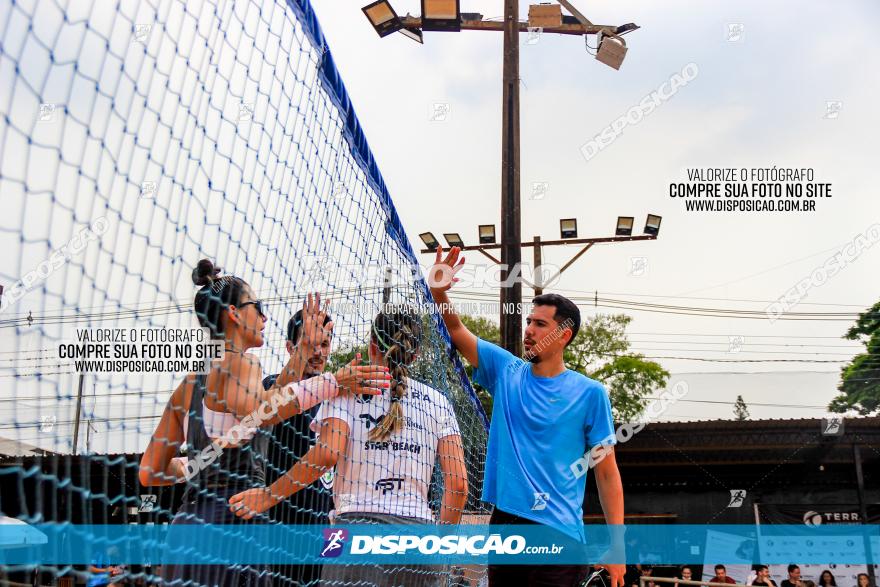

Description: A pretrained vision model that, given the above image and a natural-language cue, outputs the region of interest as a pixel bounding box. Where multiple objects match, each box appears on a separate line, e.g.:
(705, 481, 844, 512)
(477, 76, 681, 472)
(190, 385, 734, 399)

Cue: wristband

(286, 373, 339, 411)
(171, 456, 190, 483)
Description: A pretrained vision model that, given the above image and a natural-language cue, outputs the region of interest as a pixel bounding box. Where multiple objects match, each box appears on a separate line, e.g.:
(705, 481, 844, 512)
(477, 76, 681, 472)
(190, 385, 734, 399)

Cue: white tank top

(181, 376, 332, 443)
(182, 400, 257, 443)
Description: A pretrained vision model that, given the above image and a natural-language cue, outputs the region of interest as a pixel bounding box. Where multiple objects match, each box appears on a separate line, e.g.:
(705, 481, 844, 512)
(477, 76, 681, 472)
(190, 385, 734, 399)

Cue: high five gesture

(428, 245, 466, 295)
(428, 246, 478, 366)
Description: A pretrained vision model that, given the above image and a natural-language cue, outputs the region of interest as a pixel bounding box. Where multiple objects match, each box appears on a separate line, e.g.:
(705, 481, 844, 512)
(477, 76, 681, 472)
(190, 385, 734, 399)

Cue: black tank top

(182, 374, 269, 499)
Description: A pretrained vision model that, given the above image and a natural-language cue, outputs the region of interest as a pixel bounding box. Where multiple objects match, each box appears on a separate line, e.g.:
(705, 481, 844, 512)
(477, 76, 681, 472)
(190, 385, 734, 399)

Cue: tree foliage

(733, 395, 750, 421)
(326, 344, 368, 373)
(829, 300, 880, 415)
(591, 354, 669, 422)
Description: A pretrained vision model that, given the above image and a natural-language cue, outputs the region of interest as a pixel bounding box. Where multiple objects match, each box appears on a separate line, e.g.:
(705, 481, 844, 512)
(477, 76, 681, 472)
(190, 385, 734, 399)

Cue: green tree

(591, 354, 669, 422)
(459, 315, 502, 345)
(459, 315, 499, 419)
(327, 344, 368, 372)
(733, 395, 750, 421)
(563, 314, 631, 373)
(829, 300, 880, 414)
(460, 313, 669, 422)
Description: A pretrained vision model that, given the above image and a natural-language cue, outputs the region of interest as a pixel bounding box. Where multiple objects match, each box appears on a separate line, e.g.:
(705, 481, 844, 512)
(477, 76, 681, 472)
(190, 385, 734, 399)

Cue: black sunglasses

(238, 300, 266, 317)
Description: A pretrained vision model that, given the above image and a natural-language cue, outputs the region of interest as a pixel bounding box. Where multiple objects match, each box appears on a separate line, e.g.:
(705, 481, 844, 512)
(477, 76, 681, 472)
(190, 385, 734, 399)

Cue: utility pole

(853, 444, 875, 585)
(533, 236, 543, 296)
(72, 373, 84, 455)
(382, 266, 392, 305)
(391, 5, 640, 354)
(500, 0, 522, 356)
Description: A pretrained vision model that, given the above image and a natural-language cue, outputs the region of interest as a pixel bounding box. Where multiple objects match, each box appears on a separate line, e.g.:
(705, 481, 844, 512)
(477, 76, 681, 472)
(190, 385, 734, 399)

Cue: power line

(645, 397, 834, 409)
(0, 389, 175, 403)
(0, 286, 389, 329)
(551, 288, 872, 308)
(626, 347, 857, 356)
(0, 340, 862, 370)
(0, 413, 162, 431)
(447, 291, 870, 321)
(627, 333, 855, 340)
(4, 284, 873, 329)
(612, 355, 847, 363)
(628, 340, 861, 349)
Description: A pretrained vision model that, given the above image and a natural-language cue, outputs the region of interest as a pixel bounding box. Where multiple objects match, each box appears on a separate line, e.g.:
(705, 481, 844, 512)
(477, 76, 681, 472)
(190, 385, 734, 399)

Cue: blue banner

(1, 524, 878, 565)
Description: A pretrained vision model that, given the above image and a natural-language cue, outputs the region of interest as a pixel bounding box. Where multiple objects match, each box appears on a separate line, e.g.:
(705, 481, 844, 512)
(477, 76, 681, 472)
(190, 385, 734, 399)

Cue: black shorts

(487, 508, 588, 587)
(160, 489, 271, 587)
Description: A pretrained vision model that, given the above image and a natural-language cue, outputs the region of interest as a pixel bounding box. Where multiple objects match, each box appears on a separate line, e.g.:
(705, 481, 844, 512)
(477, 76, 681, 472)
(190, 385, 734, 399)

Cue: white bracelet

(287, 373, 339, 411)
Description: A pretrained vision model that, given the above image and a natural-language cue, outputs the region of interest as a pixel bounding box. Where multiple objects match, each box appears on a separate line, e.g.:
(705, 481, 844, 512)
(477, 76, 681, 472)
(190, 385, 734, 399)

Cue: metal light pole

(72, 372, 84, 455)
(533, 236, 543, 296)
(853, 444, 876, 585)
(373, 3, 640, 353)
(500, 0, 522, 356)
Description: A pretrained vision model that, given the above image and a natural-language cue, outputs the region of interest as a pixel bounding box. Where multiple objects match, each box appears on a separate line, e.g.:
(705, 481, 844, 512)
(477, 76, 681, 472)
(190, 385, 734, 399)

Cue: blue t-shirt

(87, 555, 110, 587)
(474, 338, 616, 541)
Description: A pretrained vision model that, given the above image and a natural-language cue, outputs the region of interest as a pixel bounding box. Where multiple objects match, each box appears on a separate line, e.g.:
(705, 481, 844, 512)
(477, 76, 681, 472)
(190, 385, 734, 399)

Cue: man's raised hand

(299, 293, 332, 351)
(427, 246, 465, 294)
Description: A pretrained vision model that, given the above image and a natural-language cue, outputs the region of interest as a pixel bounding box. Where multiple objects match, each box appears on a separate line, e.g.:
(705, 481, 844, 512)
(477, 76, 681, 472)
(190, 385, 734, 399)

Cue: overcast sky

(307, 0, 880, 419)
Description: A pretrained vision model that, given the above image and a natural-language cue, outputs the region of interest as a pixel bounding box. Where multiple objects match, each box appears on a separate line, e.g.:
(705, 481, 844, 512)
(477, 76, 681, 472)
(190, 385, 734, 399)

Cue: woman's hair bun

(192, 258, 221, 287)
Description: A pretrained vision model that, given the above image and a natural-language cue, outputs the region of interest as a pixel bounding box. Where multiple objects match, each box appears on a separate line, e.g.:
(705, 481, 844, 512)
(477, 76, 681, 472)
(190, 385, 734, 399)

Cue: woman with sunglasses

(139, 259, 390, 587)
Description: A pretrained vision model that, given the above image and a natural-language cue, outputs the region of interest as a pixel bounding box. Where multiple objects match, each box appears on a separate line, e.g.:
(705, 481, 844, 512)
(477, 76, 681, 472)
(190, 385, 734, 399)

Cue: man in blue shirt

(429, 246, 625, 587)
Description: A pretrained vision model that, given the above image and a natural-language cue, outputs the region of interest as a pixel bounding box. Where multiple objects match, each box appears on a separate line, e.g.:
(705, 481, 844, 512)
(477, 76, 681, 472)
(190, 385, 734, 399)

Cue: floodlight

(596, 30, 627, 70)
(421, 0, 461, 31)
(478, 224, 496, 244)
(644, 214, 662, 236)
(399, 26, 424, 43)
(420, 232, 440, 250)
(615, 23, 639, 35)
(362, 1, 402, 37)
(444, 233, 465, 248)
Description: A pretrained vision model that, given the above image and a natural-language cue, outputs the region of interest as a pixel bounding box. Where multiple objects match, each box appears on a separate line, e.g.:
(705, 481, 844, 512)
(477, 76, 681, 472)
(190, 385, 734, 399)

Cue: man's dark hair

(715, 565, 727, 572)
(286, 308, 333, 343)
(532, 293, 581, 346)
(788, 565, 800, 574)
(756, 565, 769, 572)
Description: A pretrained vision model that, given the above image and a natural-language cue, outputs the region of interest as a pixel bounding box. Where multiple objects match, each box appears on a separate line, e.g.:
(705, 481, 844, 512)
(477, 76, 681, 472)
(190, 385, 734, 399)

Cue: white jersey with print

(315, 377, 461, 522)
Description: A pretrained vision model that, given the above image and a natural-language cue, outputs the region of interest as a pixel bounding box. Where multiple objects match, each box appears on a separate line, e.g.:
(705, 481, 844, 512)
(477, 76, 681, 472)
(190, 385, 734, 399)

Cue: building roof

(638, 416, 877, 432)
(613, 417, 880, 489)
(0, 437, 56, 457)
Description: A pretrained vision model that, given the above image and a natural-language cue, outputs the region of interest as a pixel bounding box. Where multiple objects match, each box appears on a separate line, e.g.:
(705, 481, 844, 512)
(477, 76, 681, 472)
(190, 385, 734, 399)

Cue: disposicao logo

(320, 528, 348, 558)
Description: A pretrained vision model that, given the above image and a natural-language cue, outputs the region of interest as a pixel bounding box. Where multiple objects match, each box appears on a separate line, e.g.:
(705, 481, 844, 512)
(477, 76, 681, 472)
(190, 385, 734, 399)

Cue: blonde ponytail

(368, 312, 421, 441)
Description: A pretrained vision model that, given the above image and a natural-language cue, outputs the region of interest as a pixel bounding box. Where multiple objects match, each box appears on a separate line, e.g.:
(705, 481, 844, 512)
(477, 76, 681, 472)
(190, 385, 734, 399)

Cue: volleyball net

(0, 0, 490, 584)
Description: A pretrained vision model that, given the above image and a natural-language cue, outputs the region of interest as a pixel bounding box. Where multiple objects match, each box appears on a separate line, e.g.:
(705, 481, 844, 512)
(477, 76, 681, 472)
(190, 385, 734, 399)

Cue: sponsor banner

(757, 503, 880, 526)
(702, 529, 755, 580)
(1, 524, 879, 565)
